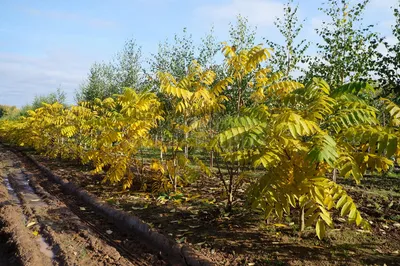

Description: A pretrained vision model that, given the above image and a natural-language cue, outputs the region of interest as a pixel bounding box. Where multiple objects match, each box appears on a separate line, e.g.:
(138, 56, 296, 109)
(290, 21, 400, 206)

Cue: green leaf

(332, 82, 374, 97)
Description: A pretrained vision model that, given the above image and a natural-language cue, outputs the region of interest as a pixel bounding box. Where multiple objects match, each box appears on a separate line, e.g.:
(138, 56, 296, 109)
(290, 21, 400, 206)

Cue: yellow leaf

(341, 202, 352, 216)
(355, 211, 363, 226)
(26, 221, 36, 228)
(273, 223, 288, 228)
(316, 219, 326, 240)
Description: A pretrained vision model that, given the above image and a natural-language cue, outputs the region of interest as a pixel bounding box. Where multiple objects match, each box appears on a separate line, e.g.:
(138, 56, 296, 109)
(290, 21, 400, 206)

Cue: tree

(228, 15, 257, 52)
(30, 88, 67, 110)
(304, 0, 380, 88)
(266, 0, 310, 79)
(114, 39, 143, 90)
(0, 105, 19, 120)
(76, 62, 118, 102)
(3, 42, 400, 240)
(375, 2, 400, 102)
(198, 26, 222, 69)
(76, 39, 143, 102)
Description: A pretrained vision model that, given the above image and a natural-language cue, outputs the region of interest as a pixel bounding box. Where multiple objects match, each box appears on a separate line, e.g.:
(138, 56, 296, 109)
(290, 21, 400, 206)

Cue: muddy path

(0, 145, 169, 266)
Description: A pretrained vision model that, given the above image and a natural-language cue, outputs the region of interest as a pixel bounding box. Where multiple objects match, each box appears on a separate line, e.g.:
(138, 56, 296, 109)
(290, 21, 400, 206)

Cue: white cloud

(0, 51, 94, 107)
(197, 0, 284, 28)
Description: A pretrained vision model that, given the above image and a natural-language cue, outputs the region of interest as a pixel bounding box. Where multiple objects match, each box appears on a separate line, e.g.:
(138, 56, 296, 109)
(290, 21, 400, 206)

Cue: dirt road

(0, 145, 168, 266)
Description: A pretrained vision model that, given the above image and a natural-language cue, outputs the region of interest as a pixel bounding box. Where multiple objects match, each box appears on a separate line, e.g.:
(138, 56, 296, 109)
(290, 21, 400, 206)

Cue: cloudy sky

(0, 0, 397, 107)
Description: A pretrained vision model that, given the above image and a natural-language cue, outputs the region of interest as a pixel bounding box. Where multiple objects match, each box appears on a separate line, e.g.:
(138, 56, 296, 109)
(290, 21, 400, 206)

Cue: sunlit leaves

(0, 89, 161, 189)
(307, 134, 338, 167)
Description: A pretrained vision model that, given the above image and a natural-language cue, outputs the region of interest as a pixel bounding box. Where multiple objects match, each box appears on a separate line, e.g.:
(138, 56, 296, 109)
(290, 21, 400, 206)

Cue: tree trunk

(210, 150, 214, 170)
(160, 134, 163, 162)
(173, 156, 177, 192)
(209, 115, 214, 170)
(184, 119, 189, 159)
(237, 88, 242, 116)
(226, 174, 234, 213)
(332, 168, 338, 182)
(184, 132, 189, 158)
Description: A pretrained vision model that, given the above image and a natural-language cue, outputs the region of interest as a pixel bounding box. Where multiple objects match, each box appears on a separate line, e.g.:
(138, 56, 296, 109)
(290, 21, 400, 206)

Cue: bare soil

(0, 145, 168, 266)
(2, 145, 400, 265)
(0, 222, 21, 266)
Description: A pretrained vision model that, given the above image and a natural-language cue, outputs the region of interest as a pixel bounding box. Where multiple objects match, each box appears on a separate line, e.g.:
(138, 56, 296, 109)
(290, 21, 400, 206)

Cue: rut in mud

(0, 145, 170, 266)
(0, 222, 20, 266)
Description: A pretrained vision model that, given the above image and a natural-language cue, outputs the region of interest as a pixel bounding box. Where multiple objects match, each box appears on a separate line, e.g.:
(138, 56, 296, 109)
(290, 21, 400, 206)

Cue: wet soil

(0, 145, 168, 266)
(0, 222, 20, 266)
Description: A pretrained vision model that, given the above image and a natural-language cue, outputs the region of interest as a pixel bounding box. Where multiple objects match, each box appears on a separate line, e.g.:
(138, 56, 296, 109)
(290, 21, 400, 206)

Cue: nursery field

(2, 2, 400, 263)
(1, 42, 400, 265)
(0, 144, 399, 265)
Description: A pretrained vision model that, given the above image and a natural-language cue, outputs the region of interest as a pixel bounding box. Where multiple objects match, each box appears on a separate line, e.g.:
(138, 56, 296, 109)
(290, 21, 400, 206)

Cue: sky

(0, 0, 397, 107)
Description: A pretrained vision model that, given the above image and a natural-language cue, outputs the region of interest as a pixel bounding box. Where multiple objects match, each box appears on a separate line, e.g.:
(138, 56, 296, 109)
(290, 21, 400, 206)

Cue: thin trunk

(140, 148, 144, 175)
(173, 156, 178, 192)
(333, 168, 338, 182)
(160, 134, 163, 162)
(184, 118, 188, 159)
(383, 112, 386, 127)
(184, 132, 189, 159)
(237, 87, 242, 116)
(209, 115, 214, 169)
(300, 206, 305, 231)
(210, 150, 214, 170)
(286, 44, 291, 79)
(173, 134, 177, 192)
(216, 157, 229, 193)
(227, 174, 234, 212)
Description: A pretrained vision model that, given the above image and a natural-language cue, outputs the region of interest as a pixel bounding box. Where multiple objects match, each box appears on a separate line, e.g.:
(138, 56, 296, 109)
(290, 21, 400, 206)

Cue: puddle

(0, 160, 54, 260)
(36, 236, 55, 259)
(3, 177, 21, 205)
(9, 173, 47, 208)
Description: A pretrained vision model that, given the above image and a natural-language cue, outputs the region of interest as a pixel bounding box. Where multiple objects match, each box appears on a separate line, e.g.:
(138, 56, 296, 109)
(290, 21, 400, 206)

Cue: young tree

(304, 0, 380, 88)
(31, 88, 67, 110)
(198, 26, 222, 69)
(76, 39, 143, 102)
(114, 39, 143, 90)
(150, 28, 196, 81)
(228, 15, 257, 52)
(221, 15, 260, 116)
(76, 62, 117, 102)
(266, 0, 310, 79)
(0, 105, 19, 120)
(375, 3, 400, 102)
(148, 28, 197, 159)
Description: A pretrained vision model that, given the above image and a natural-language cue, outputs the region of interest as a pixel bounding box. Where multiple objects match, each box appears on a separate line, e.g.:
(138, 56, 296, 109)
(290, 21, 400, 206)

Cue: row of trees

(1, 0, 400, 240)
(2, 41, 400, 239)
(7, 0, 399, 118)
(78, 0, 400, 105)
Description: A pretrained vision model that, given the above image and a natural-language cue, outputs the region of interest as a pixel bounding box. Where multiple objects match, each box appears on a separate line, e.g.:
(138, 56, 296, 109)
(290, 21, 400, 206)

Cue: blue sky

(0, 0, 397, 107)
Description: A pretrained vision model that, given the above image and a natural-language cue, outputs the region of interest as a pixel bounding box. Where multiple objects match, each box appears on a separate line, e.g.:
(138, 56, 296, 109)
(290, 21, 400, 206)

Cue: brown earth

(0, 146, 169, 266)
(2, 144, 400, 265)
(0, 162, 51, 266)
(0, 222, 20, 266)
